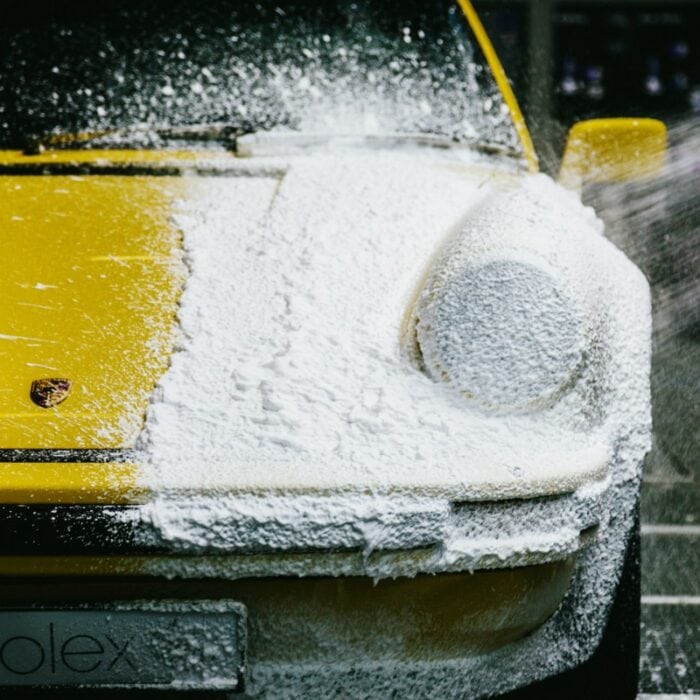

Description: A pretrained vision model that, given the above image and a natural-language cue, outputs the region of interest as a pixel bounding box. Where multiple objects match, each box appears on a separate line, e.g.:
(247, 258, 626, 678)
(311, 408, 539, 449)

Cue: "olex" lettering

(0, 624, 136, 675)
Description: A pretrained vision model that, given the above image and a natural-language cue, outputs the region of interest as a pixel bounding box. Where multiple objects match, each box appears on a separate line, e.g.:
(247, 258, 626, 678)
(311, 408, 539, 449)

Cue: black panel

(0, 506, 150, 555)
(555, 3, 700, 121)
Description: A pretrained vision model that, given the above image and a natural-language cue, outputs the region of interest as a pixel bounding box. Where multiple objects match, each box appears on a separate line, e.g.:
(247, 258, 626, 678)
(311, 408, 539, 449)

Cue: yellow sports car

(0, 0, 665, 697)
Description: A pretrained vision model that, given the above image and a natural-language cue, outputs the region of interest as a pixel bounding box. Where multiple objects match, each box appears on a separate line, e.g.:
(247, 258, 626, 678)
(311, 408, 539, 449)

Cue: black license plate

(0, 600, 246, 690)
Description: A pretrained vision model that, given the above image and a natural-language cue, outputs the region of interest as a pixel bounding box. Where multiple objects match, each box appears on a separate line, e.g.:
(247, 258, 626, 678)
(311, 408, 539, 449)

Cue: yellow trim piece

(88, 255, 172, 262)
(0, 463, 144, 504)
(456, 0, 538, 172)
(0, 555, 150, 576)
(559, 117, 667, 188)
(0, 149, 234, 165)
(0, 555, 575, 587)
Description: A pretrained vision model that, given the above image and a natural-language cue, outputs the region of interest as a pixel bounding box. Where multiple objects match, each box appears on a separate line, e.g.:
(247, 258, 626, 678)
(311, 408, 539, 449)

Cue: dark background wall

(475, 0, 700, 170)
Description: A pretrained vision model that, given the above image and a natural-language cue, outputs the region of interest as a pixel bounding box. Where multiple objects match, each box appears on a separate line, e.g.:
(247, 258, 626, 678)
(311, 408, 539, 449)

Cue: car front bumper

(0, 469, 636, 698)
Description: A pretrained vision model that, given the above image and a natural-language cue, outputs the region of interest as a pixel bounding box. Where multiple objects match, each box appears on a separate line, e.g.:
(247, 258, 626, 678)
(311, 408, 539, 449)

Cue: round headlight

(415, 256, 584, 410)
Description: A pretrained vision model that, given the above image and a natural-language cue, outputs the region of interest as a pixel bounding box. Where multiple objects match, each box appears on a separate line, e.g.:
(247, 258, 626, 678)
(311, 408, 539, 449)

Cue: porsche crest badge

(30, 378, 72, 408)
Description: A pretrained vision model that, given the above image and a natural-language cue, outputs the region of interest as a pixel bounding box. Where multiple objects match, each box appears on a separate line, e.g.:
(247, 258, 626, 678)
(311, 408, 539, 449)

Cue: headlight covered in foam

(415, 257, 584, 411)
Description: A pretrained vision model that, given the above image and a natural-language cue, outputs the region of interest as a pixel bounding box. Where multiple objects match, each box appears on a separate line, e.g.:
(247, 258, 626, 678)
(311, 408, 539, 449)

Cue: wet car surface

(1, 1, 696, 700)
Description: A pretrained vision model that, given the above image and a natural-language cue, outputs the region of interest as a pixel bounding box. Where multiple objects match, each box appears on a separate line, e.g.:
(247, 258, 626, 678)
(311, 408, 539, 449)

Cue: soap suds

(129, 143, 650, 697)
(136, 148, 616, 495)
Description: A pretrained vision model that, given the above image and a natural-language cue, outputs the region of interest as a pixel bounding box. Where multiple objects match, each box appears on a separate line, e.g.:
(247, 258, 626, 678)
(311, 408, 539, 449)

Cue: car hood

(0, 143, 617, 501)
(136, 144, 610, 499)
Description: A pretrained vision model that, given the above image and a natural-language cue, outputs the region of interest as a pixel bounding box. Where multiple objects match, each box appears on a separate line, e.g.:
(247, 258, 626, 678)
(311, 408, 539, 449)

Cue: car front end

(0, 1, 655, 697)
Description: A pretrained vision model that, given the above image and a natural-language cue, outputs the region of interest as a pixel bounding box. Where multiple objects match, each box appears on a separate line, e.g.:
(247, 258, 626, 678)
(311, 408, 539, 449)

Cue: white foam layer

(136, 146, 612, 497)
(130, 142, 651, 697)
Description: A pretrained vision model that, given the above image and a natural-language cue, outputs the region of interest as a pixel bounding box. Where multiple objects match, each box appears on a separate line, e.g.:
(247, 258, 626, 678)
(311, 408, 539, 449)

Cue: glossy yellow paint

(0, 149, 231, 165)
(457, 0, 538, 172)
(0, 462, 143, 504)
(0, 169, 186, 449)
(559, 117, 667, 189)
